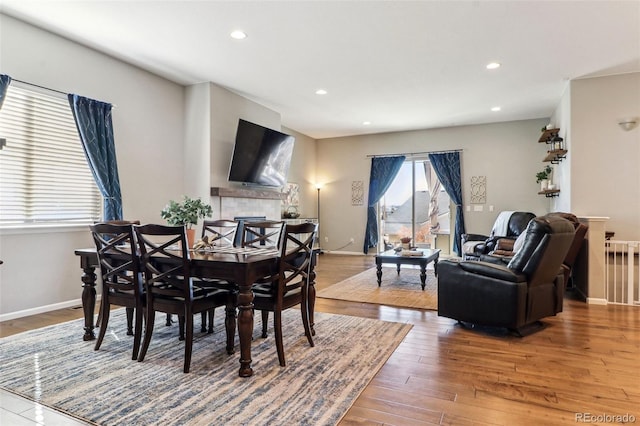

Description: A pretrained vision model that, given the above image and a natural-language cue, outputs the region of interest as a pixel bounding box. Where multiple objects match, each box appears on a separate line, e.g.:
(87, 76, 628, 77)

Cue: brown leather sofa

(438, 214, 575, 335)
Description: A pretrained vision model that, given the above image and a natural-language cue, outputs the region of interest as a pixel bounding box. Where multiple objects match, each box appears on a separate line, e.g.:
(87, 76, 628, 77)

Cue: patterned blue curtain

(428, 152, 465, 256)
(68, 94, 123, 220)
(363, 155, 406, 253)
(0, 74, 11, 110)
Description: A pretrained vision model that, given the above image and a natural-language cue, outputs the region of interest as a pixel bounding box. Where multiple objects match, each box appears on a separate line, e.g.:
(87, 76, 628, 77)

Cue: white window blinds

(0, 84, 101, 226)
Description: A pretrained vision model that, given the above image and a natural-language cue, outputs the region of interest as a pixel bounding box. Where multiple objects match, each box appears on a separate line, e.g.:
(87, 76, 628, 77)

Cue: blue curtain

(0, 74, 11, 110)
(363, 155, 406, 253)
(428, 152, 465, 256)
(68, 94, 123, 221)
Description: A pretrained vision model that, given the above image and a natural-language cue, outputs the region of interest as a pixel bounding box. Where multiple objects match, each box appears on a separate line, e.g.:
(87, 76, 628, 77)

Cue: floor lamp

(316, 184, 323, 254)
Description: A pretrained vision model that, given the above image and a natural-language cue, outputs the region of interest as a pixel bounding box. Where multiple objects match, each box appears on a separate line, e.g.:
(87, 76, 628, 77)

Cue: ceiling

(2, 1, 639, 139)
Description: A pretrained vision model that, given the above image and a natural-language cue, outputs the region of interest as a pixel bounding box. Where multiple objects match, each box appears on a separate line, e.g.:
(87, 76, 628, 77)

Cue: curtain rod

(366, 148, 462, 158)
(11, 78, 117, 108)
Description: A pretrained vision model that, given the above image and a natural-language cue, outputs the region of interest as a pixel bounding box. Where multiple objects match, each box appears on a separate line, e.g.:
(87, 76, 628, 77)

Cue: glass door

(378, 158, 450, 253)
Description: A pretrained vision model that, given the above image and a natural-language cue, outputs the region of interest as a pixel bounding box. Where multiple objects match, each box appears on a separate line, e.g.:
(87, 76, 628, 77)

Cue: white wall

(550, 84, 572, 213)
(0, 15, 185, 316)
(316, 119, 551, 254)
(570, 73, 640, 240)
(283, 128, 318, 219)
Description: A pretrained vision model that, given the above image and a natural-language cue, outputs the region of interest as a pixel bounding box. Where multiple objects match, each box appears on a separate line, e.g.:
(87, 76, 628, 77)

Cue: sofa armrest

(461, 233, 489, 243)
(456, 260, 526, 282)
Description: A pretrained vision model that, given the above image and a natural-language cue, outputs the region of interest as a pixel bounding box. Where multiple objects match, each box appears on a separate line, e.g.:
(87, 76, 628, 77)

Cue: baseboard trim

(0, 296, 100, 322)
(324, 250, 365, 256)
(586, 297, 608, 305)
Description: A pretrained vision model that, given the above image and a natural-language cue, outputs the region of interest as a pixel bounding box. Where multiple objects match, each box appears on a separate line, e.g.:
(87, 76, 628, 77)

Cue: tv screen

(228, 119, 295, 187)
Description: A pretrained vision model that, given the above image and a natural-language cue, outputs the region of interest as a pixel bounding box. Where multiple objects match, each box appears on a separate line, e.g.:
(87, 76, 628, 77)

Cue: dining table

(74, 246, 317, 377)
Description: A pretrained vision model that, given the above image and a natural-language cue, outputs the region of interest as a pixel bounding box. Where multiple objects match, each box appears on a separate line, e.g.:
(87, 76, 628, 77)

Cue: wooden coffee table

(375, 248, 441, 290)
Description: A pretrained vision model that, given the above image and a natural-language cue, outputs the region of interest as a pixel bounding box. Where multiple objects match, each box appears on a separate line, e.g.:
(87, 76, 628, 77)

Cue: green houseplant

(536, 165, 553, 190)
(161, 196, 213, 247)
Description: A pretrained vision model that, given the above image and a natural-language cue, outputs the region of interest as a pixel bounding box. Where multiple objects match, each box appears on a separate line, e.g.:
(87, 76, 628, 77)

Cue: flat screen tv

(228, 119, 295, 187)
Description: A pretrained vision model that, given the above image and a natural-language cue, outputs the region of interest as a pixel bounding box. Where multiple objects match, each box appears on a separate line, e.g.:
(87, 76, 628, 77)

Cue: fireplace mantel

(210, 187, 286, 200)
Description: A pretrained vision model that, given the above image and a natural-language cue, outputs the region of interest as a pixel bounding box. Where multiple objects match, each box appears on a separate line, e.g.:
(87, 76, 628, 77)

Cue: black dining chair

(93, 220, 143, 328)
(134, 224, 235, 373)
(197, 219, 239, 333)
(240, 220, 284, 250)
(252, 222, 318, 366)
(90, 223, 144, 360)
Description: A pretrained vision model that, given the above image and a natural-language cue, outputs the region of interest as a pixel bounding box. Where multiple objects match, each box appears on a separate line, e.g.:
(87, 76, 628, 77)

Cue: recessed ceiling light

(491, 106, 501, 112)
(315, 89, 327, 95)
(486, 62, 501, 70)
(363, 121, 371, 126)
(230, 30, 247, 40)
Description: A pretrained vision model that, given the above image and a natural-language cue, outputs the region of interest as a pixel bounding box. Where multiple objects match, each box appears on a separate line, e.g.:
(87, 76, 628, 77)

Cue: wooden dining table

(74, 246, 317, 377)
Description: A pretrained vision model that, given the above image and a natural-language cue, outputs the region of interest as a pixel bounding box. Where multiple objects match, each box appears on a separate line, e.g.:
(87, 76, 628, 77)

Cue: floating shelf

(543, 149, 568, 163)
(538, 128, 560, 143)
(538, 189, 560, 198)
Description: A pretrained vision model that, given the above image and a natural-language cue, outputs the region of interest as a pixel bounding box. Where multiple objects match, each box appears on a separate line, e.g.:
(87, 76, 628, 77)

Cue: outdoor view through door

(379, 159, 451, 254)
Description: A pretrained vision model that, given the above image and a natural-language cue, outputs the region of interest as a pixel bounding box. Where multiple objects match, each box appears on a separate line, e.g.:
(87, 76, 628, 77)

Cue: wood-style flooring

(1, 253, 639, 425)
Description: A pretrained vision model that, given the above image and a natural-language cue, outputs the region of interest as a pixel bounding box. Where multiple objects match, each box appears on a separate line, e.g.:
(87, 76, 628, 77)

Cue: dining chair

(201, 219, 239, 247)
(134, 224, 235, 373)
(240, 220, 284, 250)
(198, 219, 239, 333)
(90, 223, 144, 360)
(252, 222, 318, 366)
(94, 220, 143, 327)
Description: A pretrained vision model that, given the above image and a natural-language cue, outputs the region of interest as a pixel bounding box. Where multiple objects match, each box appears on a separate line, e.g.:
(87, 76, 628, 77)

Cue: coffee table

(375, 248, 441, 290)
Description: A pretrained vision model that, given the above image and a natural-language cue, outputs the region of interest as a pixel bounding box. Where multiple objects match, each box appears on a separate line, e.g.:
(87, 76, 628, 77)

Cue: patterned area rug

(0, 309, 411, 425)
(318, 266, 438, 310)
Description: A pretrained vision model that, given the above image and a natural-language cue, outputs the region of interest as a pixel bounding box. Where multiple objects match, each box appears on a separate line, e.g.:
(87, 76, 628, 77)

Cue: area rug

(0, 308, 411, 425)
(318, 266, 437, 310)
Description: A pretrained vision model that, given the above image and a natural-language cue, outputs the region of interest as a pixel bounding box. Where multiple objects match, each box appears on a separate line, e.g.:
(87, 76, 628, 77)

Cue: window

(0, 84, 101, 226)
(379, 158, 451, 253)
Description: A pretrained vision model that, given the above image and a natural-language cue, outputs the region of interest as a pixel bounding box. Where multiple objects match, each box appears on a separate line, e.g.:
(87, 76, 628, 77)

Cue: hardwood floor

(1, 253, 639, 425)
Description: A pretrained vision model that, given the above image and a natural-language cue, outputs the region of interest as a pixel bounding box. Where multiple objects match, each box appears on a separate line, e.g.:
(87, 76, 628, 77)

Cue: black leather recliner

(438, 214, 575, 335)
(461, 211, 535, 260)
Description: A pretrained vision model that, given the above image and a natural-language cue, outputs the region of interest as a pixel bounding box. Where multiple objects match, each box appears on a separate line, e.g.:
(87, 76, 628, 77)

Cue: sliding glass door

(378, 158, 450, 253)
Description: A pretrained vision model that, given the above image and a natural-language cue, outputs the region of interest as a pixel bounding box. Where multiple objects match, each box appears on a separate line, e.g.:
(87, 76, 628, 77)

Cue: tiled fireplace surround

(210, 187, 285, 221)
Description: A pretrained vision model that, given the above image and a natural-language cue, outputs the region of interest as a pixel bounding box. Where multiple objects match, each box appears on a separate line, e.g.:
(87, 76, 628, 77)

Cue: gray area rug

(318, 266, 438, 310)
(0, 308, 411, 425)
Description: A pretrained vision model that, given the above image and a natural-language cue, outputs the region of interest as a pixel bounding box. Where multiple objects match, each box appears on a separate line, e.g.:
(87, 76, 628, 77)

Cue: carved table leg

(420, 263, 427, 291)
(236, 285, 254, 377)
(376, 260, 382, 286)
(81, 265, 97, 341)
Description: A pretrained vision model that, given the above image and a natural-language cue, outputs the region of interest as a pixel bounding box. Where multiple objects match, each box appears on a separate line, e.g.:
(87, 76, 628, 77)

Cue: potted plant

(160, 196, 213, 247)
(536, 165, 553, 191)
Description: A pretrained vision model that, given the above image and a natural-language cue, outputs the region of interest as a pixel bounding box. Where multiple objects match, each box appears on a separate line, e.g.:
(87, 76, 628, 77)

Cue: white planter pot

(540, 180, 548, 191)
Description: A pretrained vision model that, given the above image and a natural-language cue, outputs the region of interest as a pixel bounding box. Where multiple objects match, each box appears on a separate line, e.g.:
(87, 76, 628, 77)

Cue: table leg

(236, 285, 254, 377)
(396, 263, 401, 275)
(376, 260, 382, 286)
(420, 263, 427, 291)
(80, 265, 97, 341)
(434, 257, 439, 276)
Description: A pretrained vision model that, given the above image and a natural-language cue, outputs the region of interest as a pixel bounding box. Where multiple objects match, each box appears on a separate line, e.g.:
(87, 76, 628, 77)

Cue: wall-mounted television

(228, 119, 295, 188)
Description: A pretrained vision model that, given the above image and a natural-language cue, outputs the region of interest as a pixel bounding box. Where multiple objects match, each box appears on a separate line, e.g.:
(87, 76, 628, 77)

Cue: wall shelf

(543, 149, 568, 163)
(538, 128, 560, 143)
(538, 189, 560, 198)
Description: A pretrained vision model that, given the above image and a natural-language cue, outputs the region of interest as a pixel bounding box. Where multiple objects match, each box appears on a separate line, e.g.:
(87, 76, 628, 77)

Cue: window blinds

(0, 84, 101, 225)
